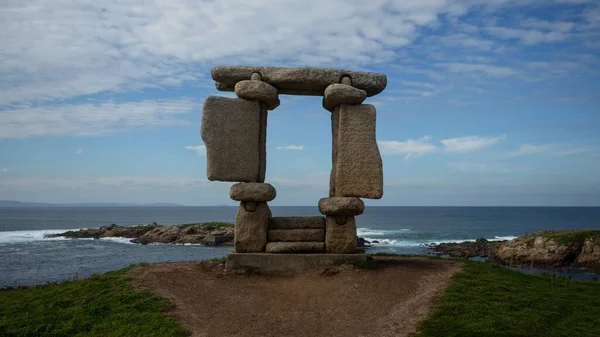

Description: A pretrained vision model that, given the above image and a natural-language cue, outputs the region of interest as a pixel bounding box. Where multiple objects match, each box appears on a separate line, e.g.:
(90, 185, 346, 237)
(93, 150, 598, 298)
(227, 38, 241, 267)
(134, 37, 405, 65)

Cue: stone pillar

(228, 75, 280, 252)
(230, 183, 276, 252)
(322, 77, 379, 254)
(318, 197, 364, 253)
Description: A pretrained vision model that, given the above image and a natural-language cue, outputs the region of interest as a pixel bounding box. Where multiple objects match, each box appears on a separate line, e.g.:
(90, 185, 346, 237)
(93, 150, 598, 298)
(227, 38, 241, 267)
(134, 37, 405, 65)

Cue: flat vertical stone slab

(325, 216, 358, 254)
(234, 201, 271, 253)
(329, 109, 339, 197)
(257, 104, 267, 182)
(201, 96, 260, 182)
(335, 104, 383, 199)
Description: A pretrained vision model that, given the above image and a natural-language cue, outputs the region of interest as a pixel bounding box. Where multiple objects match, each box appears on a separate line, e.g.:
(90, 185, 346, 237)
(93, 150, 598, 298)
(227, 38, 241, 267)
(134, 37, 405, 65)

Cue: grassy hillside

(417, 260, 600, 337)
(0, 266, 188, 337)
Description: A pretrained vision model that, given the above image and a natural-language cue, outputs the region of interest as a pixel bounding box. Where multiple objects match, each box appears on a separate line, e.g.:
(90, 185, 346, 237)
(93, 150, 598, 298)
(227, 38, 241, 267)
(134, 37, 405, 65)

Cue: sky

(0, 0, 599, 206)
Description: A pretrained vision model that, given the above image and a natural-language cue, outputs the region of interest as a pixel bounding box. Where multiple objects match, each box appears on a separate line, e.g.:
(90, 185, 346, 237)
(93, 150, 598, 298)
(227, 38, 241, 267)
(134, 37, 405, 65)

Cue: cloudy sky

(0, 0, 599, 206)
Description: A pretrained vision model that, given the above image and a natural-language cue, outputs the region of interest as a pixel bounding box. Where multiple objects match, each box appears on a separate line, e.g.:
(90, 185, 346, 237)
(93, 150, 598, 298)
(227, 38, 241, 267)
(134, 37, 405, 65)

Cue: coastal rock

(431, 238, 504, 258)
(201, 96, 261, 182)
(357, 237, 370, 248)
(430, 230, 600, 268)
(234, 80, 280, 110)
(229, 183, 276, 202)
(318, 197, 364, 216)
(234, 201, 271, 253)
(576, 237, 600, 265)
(322, 84, 367, 112)
(268, 229, 325, 242)
(325, 216, 357, 254)
(335, 104, 383, 199)
(492, 234, 583, 267)
(46, 223, 235, 246)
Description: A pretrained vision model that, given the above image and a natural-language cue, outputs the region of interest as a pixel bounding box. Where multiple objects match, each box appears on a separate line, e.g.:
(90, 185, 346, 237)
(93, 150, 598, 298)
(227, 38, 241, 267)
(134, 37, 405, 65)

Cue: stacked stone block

(201, 73, 280, 253)
(201, 66, 386, 255)
(266, 217, 326, 253)
(321, 77, 384, 254)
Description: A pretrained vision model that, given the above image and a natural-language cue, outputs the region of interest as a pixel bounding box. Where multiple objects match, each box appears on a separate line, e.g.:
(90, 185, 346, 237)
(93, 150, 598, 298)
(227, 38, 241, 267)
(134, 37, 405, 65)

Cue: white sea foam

(0, 229, 83, 244)
(490, 236, 517, 241)
(0, 229, 141, 245)
(361, 231, 518, 248)
(357, 228, 411, 236)
(96, 237, 136, 245)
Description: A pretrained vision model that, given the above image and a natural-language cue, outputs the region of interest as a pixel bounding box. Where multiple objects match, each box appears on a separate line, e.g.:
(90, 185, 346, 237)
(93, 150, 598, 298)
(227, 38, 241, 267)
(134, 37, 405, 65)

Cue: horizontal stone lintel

(212, 66, 387, 97)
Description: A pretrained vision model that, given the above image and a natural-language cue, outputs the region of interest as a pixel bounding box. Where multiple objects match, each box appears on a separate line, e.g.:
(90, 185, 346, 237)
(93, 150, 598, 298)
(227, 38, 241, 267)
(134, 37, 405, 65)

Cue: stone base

(226, 252, 366, 274)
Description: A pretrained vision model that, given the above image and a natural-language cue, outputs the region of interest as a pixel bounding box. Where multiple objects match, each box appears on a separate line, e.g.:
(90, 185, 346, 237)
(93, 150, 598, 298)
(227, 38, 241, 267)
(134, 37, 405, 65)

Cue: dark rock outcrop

(46, 222, 234, 246)
(428, 238, 506, 258)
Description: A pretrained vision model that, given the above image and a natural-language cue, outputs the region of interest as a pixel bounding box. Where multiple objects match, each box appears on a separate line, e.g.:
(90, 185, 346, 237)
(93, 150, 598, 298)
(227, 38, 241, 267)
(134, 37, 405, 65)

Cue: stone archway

(201, 66, 386, 271)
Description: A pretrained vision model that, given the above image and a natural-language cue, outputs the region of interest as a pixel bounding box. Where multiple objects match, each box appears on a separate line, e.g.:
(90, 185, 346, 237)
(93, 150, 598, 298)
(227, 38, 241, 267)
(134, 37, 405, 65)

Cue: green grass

(177, 222, 232, 231)
(0, 266, 188, 337)
(529, 230, 600, 246)
(417, 261, 600, 337)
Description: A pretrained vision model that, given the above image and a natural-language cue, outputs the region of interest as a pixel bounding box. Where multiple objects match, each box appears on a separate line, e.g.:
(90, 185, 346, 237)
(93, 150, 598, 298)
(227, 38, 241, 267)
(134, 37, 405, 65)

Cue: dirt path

(132, 257, 461, 337)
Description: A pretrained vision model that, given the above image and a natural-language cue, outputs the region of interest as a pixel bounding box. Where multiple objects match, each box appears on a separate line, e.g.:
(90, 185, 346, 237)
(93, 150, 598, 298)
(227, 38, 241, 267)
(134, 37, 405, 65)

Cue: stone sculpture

(201, 66, 386, 261)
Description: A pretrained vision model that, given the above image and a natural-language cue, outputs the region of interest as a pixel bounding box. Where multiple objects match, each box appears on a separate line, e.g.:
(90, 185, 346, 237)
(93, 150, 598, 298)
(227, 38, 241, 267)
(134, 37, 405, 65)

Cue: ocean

(1, 206, 599, 287)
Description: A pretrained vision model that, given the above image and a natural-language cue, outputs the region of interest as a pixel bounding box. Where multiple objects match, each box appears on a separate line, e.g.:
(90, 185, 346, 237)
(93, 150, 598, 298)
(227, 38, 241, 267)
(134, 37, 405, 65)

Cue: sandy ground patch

(132, 257, 461, 337)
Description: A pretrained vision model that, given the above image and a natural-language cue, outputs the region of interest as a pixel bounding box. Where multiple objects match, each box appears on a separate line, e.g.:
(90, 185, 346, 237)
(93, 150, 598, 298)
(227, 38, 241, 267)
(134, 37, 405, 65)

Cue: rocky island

(46, 222, 235, 245)
(430, 230, 600, 269)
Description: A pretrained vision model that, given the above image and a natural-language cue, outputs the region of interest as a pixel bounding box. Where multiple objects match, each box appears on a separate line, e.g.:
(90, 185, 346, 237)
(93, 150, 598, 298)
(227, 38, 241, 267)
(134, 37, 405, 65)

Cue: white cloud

(447, 162, 523, 173)
(508, 143, 553, 156)
(0, 175, 209, 189)
(185, 145, 206, 155)
(441, 63, 517, 77)
(2, 0, 592, 108)
(75, 148, 84, 155)
(508, 143, 592, 157)
(486, 26, 571, 45)
(1, 168, 9, 172)
(441, 135, 506, 152)
(0, 100, 195, 138)
(378, 136, 437, 160)
(277, 145, 304, 150)
(0, 0, 466, 107)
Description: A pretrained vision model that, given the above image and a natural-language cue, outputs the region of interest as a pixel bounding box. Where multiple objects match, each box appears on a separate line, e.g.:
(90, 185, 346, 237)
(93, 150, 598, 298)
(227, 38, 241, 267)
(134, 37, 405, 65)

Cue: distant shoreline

(1, 200, 599, 208)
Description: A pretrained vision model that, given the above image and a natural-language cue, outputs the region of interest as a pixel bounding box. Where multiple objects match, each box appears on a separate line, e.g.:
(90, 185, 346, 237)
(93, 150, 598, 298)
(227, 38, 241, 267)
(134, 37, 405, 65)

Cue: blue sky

(0, 0, 599, 206)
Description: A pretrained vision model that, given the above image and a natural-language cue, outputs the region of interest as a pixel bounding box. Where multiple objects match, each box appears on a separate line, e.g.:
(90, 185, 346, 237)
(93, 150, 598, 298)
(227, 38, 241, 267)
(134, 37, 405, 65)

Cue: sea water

(1, 206, 599, 287)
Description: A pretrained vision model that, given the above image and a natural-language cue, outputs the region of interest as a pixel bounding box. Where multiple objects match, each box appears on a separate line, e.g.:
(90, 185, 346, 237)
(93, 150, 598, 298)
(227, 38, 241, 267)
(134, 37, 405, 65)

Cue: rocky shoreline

(428, 230, 600, 269)
(46, 222, 235, 246)
(47, 224, 600, 269)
